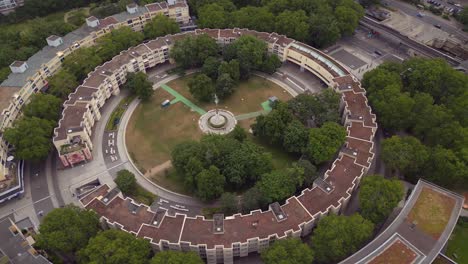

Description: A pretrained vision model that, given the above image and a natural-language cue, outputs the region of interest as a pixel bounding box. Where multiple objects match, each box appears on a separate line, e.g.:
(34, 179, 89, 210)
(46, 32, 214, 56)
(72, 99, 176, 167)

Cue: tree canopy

(151, 251, 204, 264)
(171, 34, 219, 69)
(47, 70, 79, 99)
(79, 229, 151, 264)
(261, 238, 314, 264)
(4, 117, 55, 161)
(115, 169, 137, 195)
(362, 58, 468, 187)
(306, 122, 346, 164)
(36, 205, 100, 255)
(257, 165, 304, 203)
(196, 165, 225, 201)
(359, 175, 404, 224)
(124, 72, 154, 101)
(311, 214, 374, 263)
(143, 14, 180, 39)
(23, 93, 62, 122)
(188, 74, 216, 102)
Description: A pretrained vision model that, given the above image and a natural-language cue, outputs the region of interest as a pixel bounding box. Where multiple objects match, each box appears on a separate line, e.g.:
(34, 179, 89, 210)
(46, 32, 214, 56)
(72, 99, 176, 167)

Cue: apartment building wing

(341, 91, 377, 128)
(341, 180, 464, 264)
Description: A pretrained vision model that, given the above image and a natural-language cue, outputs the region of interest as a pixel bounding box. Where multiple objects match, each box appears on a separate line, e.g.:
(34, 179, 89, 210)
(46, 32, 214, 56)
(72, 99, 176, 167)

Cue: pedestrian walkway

(235, 111, 267, 121)
(160, 84, 206, 115)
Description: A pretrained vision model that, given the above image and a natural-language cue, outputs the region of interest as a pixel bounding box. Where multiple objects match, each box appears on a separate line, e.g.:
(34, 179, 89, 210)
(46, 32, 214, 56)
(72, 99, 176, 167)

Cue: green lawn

(106, 95, 135, 131)
(446, 220, 468, 263)
(126, 75, 295, 194)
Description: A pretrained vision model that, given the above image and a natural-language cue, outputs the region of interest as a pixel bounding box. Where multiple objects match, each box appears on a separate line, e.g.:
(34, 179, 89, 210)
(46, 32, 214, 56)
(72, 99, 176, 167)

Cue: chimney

(9, 61, 28, 74)
(126, 3, 138, 14)
(46, 35, 63, 47)
(86, 16, 100, 28)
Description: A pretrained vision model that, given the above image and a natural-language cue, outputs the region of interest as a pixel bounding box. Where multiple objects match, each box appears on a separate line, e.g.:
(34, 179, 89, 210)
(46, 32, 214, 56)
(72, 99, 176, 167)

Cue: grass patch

(407, 187, 456, 239)
(150, 168, 192, 196)
(106, 95, 135, 131)
(0, 256, 10, 264)
(167, 75, 292, 115)
(446, 220, 468, 263)
(128, 184, 157, 206)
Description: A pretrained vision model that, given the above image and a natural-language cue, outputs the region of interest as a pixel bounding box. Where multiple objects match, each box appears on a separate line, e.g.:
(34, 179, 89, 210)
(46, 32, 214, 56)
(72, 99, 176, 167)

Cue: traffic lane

(28, 162, 50, 202)
(383, 0, 467, 41)
(33, 197, 55, 222)
(102, 131, 120, 164)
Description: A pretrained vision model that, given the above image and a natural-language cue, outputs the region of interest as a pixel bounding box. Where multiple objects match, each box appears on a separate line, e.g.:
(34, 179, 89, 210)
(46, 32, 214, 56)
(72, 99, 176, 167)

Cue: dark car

(434, 24, 442, 29)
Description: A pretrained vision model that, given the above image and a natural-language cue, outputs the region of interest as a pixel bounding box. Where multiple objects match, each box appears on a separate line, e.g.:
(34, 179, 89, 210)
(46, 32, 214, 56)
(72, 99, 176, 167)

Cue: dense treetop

(191, 0, 364, 48)
(261, 238, 314, 264)
(363, 58, 468, 187)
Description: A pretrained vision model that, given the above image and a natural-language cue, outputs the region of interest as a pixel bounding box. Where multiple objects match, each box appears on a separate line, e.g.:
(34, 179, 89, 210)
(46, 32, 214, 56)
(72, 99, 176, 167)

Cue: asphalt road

(27, 160, 54, 222)
(382, 0, 468, 42)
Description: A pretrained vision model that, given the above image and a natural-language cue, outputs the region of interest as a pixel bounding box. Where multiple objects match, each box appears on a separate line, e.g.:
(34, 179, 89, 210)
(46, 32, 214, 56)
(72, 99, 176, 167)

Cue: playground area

(125, 75, 293, 193)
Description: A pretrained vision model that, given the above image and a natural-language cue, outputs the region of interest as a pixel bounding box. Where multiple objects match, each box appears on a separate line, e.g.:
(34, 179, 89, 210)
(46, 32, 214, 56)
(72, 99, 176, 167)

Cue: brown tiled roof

(343, 91, 377, 128)
(344, 137, 374, 168)
(99, 17, 119, 29)
(146, 3, 163, 12)
(297, 155, 364, 216)
(47, 35, 61, 41)
(334, 75, 365, 93)
(80, 185, 110, 206)
(10, 61, 25, 67)
(82, 72, 107, 88)
(179, 197, 312, 248)
(219, 29, 238, 39)
(128, 44, 152, 57)
(347, 121, 374, 142)
(196, 28, 219, 39)
(137, 214, 185, 243)
(65, 86, 97, 105)
(54, 102, 88, 141)
(144, 37, 170, 51)
(0, 86, 20, 112)
(86, 196, 155, 233)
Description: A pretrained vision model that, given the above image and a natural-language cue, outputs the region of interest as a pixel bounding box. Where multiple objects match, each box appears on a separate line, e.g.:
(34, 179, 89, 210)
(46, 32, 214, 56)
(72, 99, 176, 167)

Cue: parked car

(434, 24, 442, 29)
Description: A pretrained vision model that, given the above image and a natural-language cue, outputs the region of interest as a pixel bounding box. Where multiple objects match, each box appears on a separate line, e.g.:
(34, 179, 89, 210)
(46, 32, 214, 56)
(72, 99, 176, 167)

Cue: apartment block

(72, 29, 380, 264)
(0, 0, 191, 188)
(0, 0, 23, 15)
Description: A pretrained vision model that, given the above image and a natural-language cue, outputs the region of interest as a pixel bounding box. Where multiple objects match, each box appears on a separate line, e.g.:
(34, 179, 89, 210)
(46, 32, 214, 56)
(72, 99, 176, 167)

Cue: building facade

(74, 28, 378, 264)
(0, 0, 23, 15)
(0, 0, 190, 185)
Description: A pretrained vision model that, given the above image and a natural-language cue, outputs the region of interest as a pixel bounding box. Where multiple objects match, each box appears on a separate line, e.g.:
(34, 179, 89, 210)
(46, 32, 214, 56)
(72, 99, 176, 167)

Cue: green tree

(275, 10, 310, 42)
(360, 0, 380, 7)
(261, 54, 282, 74)
(308, 14, 341, 48)
(4, 117, 54, 161)
(151, 251, 204, 264)
(63, 47, 102, 81)
(220, 192, 238, 215)
(287, 90, 340, 126)
(47, 70, 78, 99)
(381, 136, 429, 176)
(423, 146, 468, 187)
(124, 72, 154, 101)
(223, 35, 267, 77)
(283, 119, 309, 153)
(306, 122, 346, 164)
(36, 205, 99, 256)
(115, 169, 137, 194)
(335, 6, 362, 36)
(23, 93, 62, 121)
(188, 74, 215, 102)
(297, 159, 317, 187)
(252, 101, 294, 144)
(359, 175, 404, 224)
(257, 165, 304, 203)
(202, 56, 221, 79)
(231, 6, 275, 32)
(311, 214, 374, 263)
(198, 3, 230, 28)
(171, 141, 203, 174)
(197, 166, 225, 201)
(456, 7, 468, 30)
(261, 238, 314, 264)
(143, 14, 180, 39)
(242, 186, 267, 213)
(229, 124, 247, 142)
(79, 229, 151, 264)
(216, 73, 235, 98)
(218, 59, 240, 83)
(171, 34, 219, 69)
(368, 84, 414, 132)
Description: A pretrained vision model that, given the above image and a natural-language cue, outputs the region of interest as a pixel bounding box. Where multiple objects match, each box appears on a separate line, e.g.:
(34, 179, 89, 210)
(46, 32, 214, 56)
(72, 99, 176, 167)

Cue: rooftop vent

(126, 3, 138, 14)
(352, 151, 358, 156)
(9, 61, 28, 74)
(326, 187, 331, 192)
(67, 129, 73, 133)
(103, 197, 109, 203)
(278, 214, 284, 220)
(86, 16, 100, 28)
(153, 221, 158, 225)
(46, 35, 63, 47)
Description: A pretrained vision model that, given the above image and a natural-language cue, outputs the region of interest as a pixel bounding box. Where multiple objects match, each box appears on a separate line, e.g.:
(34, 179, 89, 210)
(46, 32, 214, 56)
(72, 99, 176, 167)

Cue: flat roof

(343, 91, 377, 128)
(340, 180, 464, 264)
